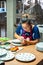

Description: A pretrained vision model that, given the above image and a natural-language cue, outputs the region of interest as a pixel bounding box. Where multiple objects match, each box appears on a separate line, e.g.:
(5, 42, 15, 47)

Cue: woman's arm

(14, 33, 25, 41)
(14, 33, 26, 45)
(26, 39, 40, 45)
(14, 33, 20, 39)
(27, 25, 40, 45)
(14, 25, 22, 39)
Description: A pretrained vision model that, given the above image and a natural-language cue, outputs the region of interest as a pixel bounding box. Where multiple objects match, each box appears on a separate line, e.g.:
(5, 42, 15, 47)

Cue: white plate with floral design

(15, 53, 36, 62)
(0, 48, 7, 57)
(0, 51, 15, 61)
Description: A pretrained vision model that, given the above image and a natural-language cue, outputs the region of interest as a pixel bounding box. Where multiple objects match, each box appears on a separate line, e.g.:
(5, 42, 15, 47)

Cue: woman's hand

(26, 38, 30, 41)
(18, 36, 27, 45)
(18, 36, 24, 41)
(21, 39, 27, 45)
(25, 38, 30, 45)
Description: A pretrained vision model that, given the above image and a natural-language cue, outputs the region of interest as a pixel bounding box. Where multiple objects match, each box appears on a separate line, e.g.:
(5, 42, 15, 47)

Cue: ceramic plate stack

(0, 48, 15, 61)
(15, 53, 36, 62)
(35, 42, 43, 51)
(8, 39, 23, 46)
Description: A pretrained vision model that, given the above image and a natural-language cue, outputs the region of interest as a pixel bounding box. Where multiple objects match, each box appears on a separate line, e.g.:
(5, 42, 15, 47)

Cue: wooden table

(5, 45, 43, 65)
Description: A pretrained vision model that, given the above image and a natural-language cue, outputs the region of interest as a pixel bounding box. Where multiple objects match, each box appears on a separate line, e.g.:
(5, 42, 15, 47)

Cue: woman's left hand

(26, 38, 30, 41)
(21, 39, 27, 45)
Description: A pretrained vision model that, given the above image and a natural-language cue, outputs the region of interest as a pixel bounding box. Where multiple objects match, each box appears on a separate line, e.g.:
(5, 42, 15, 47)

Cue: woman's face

(22, 22, 30, 32)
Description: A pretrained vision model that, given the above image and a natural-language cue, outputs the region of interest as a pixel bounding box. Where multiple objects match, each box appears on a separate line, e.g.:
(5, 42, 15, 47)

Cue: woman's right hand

(18, 36, 26, 45)
(26, 38, 30, 41)
(18, 36, 24, 41)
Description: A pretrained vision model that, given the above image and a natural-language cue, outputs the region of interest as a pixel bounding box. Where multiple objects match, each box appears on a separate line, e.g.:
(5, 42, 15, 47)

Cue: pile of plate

(0, 48, 15, 61)
(35, 42, 43, 51)
(8, 39, 23, 46)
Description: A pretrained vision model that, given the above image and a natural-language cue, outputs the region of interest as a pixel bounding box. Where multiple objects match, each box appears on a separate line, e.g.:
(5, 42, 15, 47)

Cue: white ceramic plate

(0, 51, 15, 61)
(0, 45, 12, 50)
(36, 42, 43, 51)
(0, 49, 7, 56)
(7, 39, 23, 46)
(15, 53, 36, 62)
(8, 39, 21, 43)
(11, 43, 23, 46)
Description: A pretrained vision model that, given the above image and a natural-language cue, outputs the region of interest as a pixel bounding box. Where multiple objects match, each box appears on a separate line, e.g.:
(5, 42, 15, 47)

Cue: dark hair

(22, 18, 32, 25)
(21, 15, 28, 23)
(21, 18, 28, 23)
(27, 19, 32, 25)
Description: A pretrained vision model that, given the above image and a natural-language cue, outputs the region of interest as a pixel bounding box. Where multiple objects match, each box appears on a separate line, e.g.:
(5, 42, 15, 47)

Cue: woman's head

(22, 17, 32, 25)
(21, 18, 32, 31)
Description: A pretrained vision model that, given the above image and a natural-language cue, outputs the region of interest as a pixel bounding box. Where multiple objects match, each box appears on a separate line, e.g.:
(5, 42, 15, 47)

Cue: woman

(14, 18, 40, 45)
